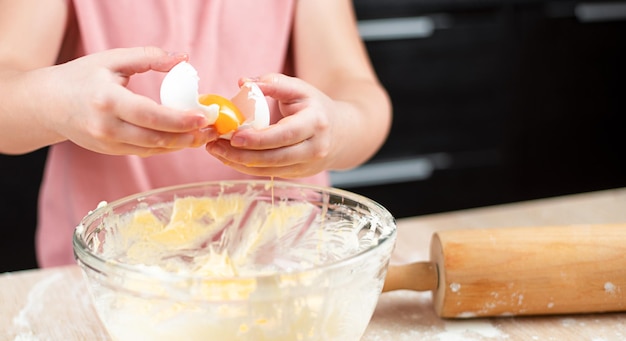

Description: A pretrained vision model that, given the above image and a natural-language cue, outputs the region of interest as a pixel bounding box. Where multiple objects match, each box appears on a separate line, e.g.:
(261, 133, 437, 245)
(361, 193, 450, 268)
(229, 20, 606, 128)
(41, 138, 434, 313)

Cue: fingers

(233, 73, 329, 150)
(92, 47, 213, 148)
(97, 143, 184, 158)
(205, 73, 338, 177)
(207, 136, 329, 168)
(76, 116, 218, 156)
(208, 148, 321, 179)
(102, 121, 214, 149)
(98, 46, 189, 76)
(104, 86, 210, 133)
(27, 46, 214, 156)
(242, 73, 309, 105)
(229, 117, 307, 151)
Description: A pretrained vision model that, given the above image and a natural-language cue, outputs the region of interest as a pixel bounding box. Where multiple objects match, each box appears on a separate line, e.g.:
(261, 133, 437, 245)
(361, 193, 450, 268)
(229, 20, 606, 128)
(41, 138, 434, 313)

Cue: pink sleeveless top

(37, 0, 329, 267)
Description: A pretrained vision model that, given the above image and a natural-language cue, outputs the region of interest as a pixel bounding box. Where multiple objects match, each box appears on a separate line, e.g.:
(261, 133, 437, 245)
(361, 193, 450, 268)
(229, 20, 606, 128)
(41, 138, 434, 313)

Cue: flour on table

(604, 282, 616, 294)
(435, 320, 506, 341)
(12, 273, 64, 331)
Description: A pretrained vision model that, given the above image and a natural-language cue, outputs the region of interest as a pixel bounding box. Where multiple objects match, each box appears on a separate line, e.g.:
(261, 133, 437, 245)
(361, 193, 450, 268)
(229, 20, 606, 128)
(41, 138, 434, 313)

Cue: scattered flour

(561, 318, 577, 327)
(436, 320, 505, 341)
(604, 282, 616, 294)
(9, 271, 108, 341)
(516, 294, 524, 306)
(456, 312, 478, 318)
(449, 283, 461, 293)
(12, 272, 64, 331)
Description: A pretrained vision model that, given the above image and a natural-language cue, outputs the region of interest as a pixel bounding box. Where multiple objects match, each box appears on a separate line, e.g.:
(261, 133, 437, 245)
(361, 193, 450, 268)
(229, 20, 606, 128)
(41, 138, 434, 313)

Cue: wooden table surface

(2, 188, 625, 340)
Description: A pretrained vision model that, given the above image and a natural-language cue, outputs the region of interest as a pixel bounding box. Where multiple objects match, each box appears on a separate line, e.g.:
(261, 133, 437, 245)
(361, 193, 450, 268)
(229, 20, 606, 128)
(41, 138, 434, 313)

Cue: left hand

(205, 73, 338, 178)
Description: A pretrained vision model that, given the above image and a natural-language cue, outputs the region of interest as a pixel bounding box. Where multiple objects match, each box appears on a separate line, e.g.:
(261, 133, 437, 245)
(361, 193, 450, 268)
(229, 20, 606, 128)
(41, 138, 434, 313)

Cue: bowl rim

(73, 180, 397, 283)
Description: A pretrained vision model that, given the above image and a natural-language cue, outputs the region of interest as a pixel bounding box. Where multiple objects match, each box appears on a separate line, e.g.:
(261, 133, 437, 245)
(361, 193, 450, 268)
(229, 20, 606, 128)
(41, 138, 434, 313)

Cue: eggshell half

(231, 82, 270, 130)
(159, 62, 199, 110)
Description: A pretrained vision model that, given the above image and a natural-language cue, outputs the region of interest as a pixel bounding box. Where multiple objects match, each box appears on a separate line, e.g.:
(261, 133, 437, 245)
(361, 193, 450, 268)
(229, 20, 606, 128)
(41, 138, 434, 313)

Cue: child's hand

(19, 47, 218, 156)
(205, 73, 341, 178)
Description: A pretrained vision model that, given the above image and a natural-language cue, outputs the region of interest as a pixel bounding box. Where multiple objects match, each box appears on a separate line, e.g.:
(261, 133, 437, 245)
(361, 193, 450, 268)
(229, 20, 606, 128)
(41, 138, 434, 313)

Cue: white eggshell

(159, 62, 200, 110)
(160, 62, 219, 124)
(231, 82, 270, 129)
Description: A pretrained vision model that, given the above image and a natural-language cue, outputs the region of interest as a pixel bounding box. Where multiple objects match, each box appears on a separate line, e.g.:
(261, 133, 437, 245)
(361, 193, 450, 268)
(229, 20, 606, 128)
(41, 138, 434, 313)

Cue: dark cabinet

(332, 0, 626, 218)
(0, 148, 47, 271)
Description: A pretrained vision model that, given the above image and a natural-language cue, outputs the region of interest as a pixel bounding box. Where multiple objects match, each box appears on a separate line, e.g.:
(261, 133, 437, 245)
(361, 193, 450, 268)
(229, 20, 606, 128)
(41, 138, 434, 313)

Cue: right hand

(8, 47, 217, 156)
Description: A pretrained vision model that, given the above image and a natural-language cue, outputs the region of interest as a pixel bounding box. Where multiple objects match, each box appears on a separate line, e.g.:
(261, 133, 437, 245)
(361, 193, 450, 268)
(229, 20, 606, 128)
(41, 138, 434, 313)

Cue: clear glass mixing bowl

(73, 180, 396, 341)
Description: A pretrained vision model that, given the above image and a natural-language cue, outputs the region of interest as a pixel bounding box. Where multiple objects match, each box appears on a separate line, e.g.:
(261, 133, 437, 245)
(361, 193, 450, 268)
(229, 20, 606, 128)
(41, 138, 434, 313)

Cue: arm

(206, 0, 392, 177)
(0, 0, 69, 153)
(291, 0, 392, 170)
(0, 0, 215, 155)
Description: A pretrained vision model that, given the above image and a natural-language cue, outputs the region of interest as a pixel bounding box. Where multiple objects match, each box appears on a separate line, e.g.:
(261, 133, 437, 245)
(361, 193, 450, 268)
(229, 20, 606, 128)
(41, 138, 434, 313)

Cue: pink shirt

(37, 0, 329, 267)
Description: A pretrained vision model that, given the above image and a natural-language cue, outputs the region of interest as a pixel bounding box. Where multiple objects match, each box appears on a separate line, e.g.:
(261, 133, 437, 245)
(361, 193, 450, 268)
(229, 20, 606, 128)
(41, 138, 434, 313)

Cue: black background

(343, 0, 626, 218)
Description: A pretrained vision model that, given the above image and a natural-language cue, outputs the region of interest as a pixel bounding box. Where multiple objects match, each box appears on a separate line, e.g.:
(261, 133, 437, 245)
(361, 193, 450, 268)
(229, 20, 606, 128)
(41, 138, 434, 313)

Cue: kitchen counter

(1, 188, 625, 340)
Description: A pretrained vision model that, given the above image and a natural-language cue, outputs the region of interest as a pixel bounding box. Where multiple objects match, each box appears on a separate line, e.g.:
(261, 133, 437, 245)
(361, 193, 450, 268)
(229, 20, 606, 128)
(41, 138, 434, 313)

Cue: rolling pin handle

(382, 261, 438, 293)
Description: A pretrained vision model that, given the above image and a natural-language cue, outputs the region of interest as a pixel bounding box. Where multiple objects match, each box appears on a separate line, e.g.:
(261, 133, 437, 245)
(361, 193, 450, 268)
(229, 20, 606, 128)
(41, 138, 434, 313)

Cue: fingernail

(242, 76, 260, 83)
(231, 135, 245, 147)
(167, 51, 189, 59)
(192, 113, 210, 127)
(199, 127, 219, 141)
(208, 144, 224, 155)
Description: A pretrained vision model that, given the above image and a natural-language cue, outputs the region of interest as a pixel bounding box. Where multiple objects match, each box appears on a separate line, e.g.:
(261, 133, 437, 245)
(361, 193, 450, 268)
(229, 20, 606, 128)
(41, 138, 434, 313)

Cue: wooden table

(2, 188, 626, 340)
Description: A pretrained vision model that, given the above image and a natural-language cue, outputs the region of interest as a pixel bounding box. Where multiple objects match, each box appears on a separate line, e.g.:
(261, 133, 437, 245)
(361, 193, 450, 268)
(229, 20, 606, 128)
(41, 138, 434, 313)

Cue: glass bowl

(73, 180, 396, 341)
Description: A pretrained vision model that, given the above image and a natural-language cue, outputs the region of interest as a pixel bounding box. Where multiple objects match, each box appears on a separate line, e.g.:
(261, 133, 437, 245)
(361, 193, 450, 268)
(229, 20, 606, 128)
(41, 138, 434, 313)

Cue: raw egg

(160, 61, 270, 139)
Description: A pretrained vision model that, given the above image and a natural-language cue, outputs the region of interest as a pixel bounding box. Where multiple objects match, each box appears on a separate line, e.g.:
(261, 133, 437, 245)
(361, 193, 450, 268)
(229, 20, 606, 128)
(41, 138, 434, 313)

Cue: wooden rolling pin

(382, 223, 626, 318)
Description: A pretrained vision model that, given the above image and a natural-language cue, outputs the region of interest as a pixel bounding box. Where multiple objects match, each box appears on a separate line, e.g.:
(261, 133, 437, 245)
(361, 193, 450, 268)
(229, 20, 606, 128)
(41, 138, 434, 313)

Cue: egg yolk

(198, 94, 246, 135)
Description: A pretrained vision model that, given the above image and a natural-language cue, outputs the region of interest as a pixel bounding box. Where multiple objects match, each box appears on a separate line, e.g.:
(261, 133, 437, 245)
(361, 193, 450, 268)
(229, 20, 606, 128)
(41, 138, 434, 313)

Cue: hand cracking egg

(160, 61, 270, 139)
